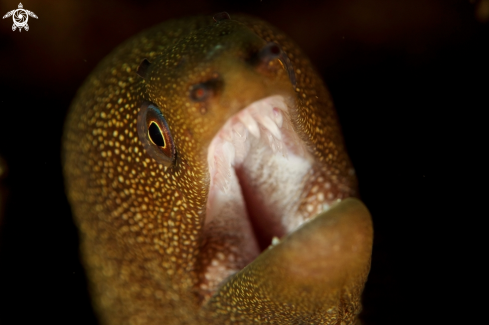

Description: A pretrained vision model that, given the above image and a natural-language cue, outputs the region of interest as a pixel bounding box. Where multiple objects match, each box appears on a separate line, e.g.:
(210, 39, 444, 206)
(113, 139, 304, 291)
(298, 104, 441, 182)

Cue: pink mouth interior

(198, 95, 330, 301)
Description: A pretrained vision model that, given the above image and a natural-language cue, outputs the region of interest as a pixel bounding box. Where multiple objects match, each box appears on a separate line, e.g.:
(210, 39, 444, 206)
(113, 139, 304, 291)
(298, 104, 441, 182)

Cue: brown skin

(63, 14, 372, 324)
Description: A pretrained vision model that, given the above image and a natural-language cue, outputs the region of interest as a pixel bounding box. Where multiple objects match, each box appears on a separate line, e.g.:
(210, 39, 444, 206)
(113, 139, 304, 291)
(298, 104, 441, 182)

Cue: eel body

(63, 13, 373, 325)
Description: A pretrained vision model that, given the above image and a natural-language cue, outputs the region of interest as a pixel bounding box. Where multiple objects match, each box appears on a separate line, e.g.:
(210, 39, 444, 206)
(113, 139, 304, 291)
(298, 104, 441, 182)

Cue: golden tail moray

(63, 13, 373, 325)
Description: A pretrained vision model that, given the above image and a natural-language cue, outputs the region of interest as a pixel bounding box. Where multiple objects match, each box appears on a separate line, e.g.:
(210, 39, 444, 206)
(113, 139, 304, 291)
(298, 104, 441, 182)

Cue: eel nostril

(256, 42, 281, 64)
(189, 77, 223, 102)
(136, 58, 151, 79)
(249, 42, 297, 87)
(213, 12, 231, 22)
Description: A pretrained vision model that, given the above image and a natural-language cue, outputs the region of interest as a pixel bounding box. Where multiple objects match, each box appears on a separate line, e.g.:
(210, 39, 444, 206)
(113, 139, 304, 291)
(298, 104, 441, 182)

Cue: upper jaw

(205, 94, 315, 233)
(206, 95, 304, 194)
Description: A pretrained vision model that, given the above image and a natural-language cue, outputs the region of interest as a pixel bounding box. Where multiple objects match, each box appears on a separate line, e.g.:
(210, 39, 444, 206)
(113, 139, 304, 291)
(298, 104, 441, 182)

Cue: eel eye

(148, 122, 166, 147)
(137, 101, 176, 166)
(190, 83, 211, 102)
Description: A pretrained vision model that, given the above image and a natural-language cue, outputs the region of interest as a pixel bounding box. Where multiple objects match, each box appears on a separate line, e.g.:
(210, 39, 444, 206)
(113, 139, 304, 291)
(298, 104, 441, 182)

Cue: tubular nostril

(136, 58, 151, 79)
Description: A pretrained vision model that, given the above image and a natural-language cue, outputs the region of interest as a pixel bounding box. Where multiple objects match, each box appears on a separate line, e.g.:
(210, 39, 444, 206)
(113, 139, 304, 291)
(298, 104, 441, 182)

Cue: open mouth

(198, 95, 344, 302)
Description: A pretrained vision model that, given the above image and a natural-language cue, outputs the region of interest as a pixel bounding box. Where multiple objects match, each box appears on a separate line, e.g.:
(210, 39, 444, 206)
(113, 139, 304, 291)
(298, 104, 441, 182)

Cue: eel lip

(204, 198, 373, 319)
(197, 95, 352, 302)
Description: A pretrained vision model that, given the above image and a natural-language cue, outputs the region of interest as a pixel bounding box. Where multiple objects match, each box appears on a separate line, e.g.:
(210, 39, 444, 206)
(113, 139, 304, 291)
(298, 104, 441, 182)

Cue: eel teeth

(231, 122, 249, 163)
(238, 110, 260, 138)
(258, 115, 281, 140)
(209, 96, 288, 192)
(270, 236, 281, 248)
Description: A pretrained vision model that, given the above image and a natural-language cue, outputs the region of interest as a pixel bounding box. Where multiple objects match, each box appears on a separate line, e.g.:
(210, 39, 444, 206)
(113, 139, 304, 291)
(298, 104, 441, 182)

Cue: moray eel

(63, 13, 373, 325)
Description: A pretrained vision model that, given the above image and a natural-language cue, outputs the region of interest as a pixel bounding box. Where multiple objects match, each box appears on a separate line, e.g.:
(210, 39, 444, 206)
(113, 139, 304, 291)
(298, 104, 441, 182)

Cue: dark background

(0, 0, 487, 324)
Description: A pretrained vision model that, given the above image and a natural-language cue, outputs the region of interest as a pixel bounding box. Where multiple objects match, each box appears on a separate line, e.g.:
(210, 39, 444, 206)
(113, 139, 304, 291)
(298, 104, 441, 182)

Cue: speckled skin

(63, 14, 372, 325)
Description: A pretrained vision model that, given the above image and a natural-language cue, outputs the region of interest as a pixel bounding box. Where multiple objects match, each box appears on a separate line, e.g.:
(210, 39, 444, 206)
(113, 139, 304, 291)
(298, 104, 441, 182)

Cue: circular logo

(13, 9, 28, 27)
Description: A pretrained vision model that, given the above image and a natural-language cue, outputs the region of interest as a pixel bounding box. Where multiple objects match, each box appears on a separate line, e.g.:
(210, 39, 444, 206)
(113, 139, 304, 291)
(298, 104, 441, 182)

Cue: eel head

(63, 15, 373, 324)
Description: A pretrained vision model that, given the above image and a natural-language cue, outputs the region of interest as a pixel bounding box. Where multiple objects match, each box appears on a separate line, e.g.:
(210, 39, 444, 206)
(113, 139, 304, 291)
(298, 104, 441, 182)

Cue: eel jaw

(199, 95, 340, 302)
(205, 197, 373, 323)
